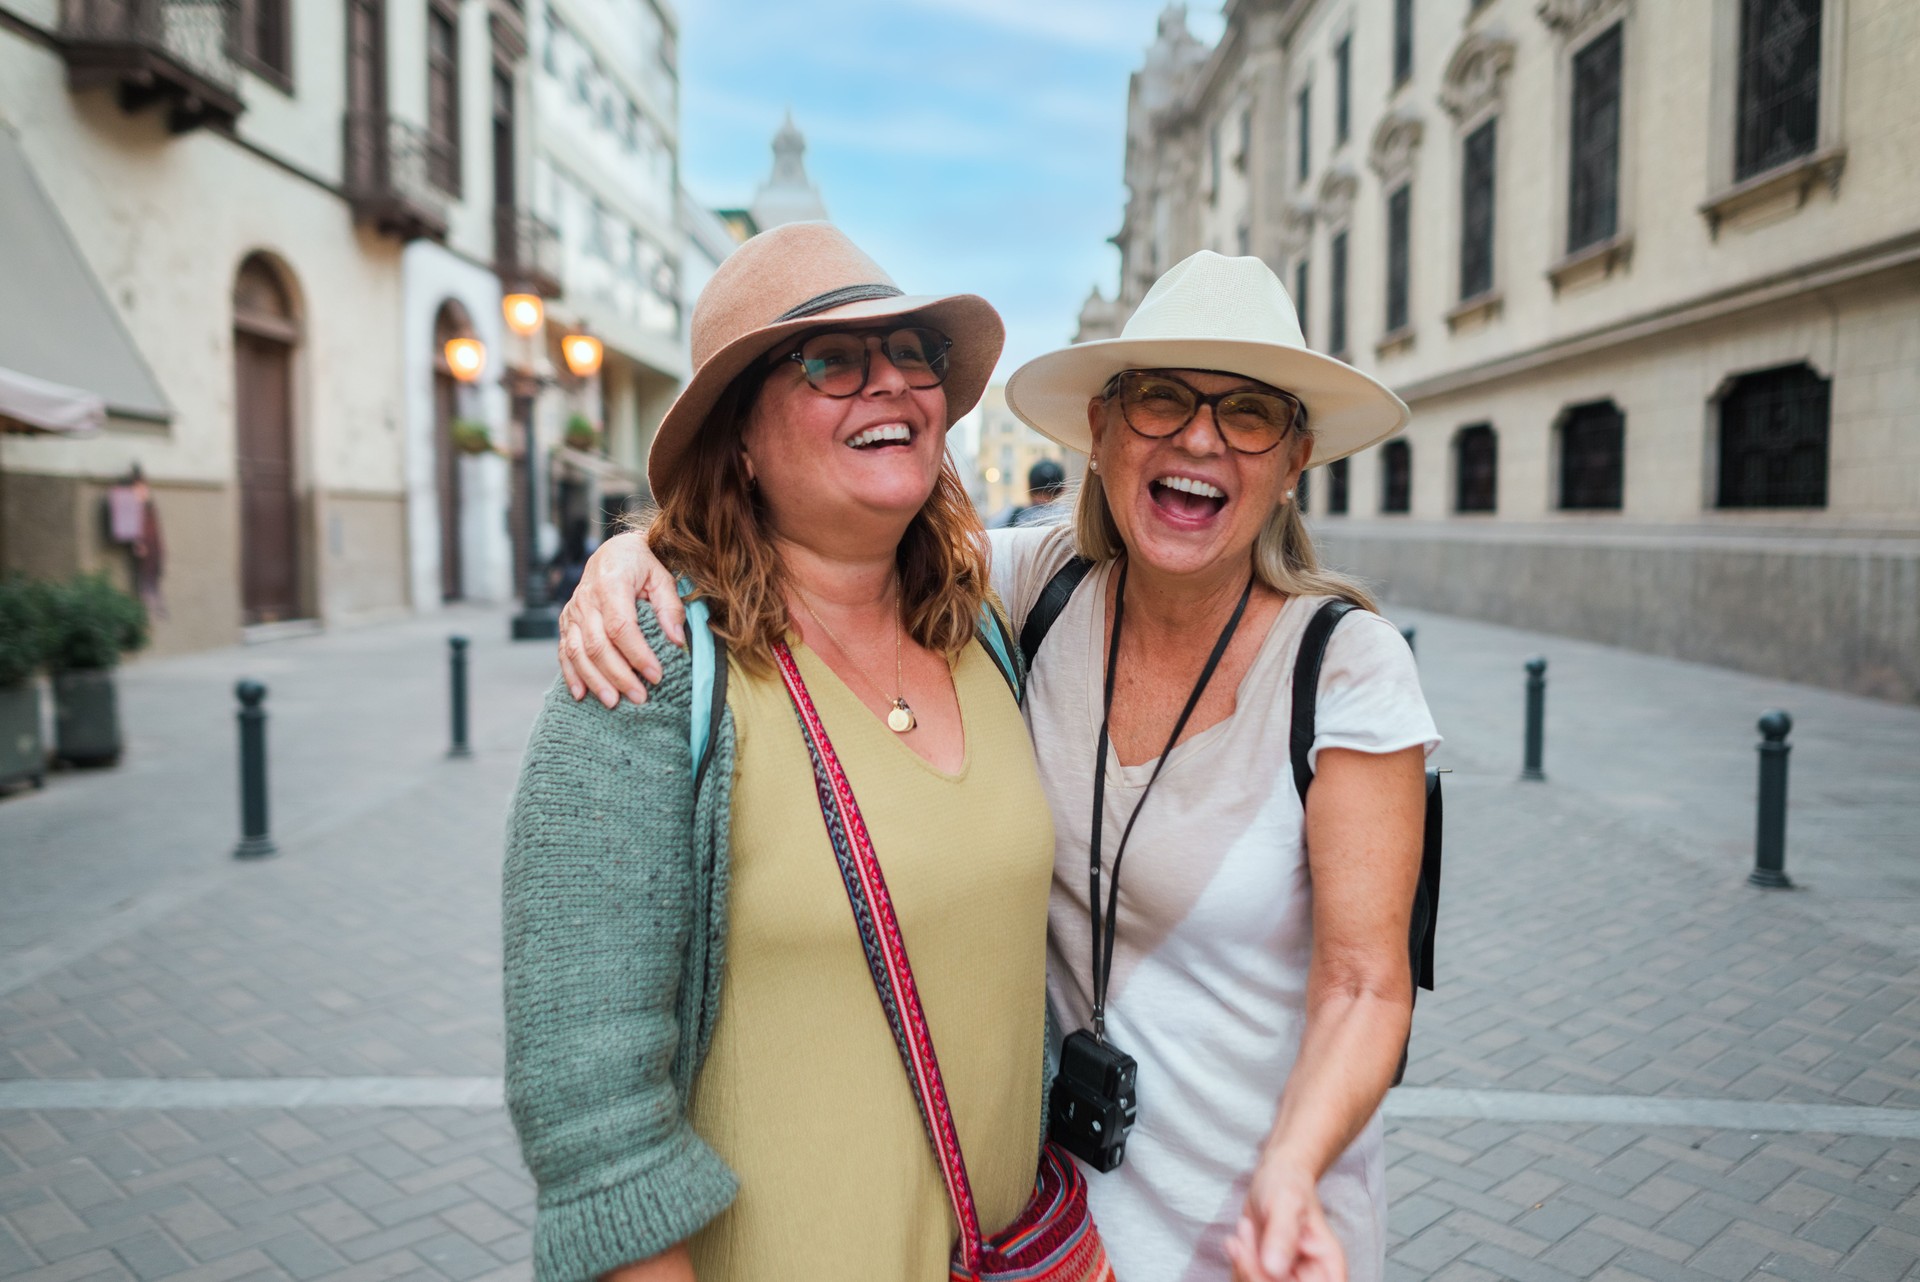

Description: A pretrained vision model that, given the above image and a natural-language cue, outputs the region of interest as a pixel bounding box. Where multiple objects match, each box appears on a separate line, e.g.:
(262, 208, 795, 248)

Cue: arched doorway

(432, 300, 472, 601)
(232, 255, 304, 625)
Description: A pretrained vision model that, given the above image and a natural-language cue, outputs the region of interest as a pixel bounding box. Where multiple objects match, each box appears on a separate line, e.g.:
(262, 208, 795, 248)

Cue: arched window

(1381, 439, 1412, 514)
(1559, 400, 1624, 510)
(1717, 363, 1829, 508)
(1454, 424, 1497, 513)
(232, 255, 304, 625)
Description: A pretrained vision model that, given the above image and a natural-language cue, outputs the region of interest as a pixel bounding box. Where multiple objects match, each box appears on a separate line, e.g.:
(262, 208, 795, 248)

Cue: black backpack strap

(1018, 556, 1095, 674)
(692, 634, 729, 798)
(1290, 600, 1358, 802)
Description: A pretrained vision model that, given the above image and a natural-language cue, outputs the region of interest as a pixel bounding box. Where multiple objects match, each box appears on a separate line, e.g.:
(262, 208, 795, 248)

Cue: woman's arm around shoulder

(504, 604, 735, 1282)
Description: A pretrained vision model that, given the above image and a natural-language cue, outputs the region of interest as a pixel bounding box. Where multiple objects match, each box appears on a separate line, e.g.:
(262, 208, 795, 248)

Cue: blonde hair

(1072, 401, 1378, 612)
(646, 372, 992, 672)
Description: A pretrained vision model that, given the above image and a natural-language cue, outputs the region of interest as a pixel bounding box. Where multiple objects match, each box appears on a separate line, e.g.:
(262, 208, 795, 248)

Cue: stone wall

(1316, 523, 1920, 704)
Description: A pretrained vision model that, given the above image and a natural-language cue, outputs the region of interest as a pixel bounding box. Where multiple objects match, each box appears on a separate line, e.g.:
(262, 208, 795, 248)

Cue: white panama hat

(1006, 251, 1410, 467)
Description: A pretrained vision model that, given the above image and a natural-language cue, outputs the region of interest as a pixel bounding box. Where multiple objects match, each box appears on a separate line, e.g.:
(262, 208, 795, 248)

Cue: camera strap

(1087, 558, 1253, 1039)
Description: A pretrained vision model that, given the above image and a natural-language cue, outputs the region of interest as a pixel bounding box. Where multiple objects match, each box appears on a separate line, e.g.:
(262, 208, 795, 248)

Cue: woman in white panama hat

(562, 250, 1440, 1282)
(504, 222, 1069, 1282)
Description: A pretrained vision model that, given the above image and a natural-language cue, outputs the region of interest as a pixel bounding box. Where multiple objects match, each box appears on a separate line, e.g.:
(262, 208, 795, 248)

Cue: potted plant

(451, 418, 494, 455)
(43, 573, 148, 767)
(0, 577, 49, 790)
(564, 413, 600, 452)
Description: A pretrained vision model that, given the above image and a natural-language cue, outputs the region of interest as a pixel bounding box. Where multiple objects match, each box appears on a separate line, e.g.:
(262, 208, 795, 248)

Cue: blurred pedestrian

(564, 249, 1438, 1282)
(1006, 457, 1067, 527)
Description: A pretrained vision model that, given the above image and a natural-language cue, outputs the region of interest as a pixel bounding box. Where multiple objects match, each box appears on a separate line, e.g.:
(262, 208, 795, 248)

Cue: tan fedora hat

(1005, 250, 1408, 467)
(647, 221, 1004, 496)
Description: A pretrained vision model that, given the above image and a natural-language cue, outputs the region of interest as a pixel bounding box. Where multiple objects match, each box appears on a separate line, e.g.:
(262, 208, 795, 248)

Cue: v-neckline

(790, 637, 974, 782)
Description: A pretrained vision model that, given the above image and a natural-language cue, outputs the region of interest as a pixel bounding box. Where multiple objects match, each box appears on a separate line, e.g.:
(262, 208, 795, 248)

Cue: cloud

(903, 0, 1176, 52)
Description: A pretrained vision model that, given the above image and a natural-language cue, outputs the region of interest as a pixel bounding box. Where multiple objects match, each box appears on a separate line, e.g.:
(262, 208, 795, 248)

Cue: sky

(674, 0, 1225, 383)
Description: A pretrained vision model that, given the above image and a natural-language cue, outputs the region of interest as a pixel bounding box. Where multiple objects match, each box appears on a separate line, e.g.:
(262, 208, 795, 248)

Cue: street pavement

(0, 600, 1916, 1281)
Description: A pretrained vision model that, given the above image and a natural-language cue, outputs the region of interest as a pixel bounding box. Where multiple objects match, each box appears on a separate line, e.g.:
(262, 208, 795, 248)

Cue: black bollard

(1400, 625, 1417, 658)
(233, 680, 277, 859)
(1521, 656, 1548, 782)
(1749, 710, 1794, 889)
(448, 636, 473, 760)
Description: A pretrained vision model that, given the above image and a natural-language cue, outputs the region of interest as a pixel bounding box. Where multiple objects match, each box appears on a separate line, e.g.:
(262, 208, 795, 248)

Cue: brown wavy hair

(646, 370, 993, 673)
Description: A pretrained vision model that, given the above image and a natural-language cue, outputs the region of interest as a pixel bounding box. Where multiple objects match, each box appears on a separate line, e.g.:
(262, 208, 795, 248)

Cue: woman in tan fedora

(502, 222, 1060, 1282)
(562, 251, 1440, 1282)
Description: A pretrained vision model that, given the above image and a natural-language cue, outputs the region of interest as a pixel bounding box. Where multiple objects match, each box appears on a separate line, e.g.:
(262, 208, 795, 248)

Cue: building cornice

(1392, 228, 1920, 404)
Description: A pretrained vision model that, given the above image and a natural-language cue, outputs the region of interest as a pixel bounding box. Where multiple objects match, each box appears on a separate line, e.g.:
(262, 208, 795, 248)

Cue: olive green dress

(687, 636, 1054, 1279)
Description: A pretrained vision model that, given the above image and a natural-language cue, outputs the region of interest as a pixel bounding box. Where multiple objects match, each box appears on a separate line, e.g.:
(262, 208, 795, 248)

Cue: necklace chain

(793, 582, 916, 733)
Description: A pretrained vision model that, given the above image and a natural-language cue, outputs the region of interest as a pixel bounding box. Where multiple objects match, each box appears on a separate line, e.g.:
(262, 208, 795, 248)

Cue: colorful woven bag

(773, 641, 1116, 1282)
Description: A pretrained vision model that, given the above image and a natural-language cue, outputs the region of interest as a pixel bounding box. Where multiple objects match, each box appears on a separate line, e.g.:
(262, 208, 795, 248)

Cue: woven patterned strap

(771, 641, 987, 1267)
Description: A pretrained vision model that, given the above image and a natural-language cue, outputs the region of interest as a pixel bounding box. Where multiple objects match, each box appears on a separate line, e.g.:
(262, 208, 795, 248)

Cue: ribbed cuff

(533, 1126, 738, 1282)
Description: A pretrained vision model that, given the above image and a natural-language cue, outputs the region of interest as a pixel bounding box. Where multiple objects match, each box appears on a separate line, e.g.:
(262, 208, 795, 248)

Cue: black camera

(1047, 1029, 1137, 1172)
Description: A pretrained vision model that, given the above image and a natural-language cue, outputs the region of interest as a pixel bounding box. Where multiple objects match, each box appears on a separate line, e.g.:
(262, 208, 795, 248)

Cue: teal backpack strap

(679, 577, 728, 792)
(976, 601, 1022, 704)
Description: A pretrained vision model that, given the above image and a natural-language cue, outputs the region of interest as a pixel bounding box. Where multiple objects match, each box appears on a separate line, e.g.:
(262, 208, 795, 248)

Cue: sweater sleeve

(503, 608, 737, 1282)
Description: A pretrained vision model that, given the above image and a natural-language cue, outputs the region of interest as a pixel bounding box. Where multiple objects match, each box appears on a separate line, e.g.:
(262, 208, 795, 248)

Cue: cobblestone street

(2, 603, 1916, 1281)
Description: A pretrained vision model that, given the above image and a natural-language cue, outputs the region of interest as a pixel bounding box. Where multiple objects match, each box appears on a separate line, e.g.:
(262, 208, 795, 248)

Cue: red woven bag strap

(771, 641, 987, 1266)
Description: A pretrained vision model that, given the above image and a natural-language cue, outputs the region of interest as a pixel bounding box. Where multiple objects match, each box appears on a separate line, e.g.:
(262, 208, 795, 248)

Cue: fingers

(644, 562, 686, 649)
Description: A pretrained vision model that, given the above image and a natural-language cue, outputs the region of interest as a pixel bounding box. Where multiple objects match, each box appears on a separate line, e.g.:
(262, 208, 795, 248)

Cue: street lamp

(500, 294, 559, 642)
(561, 332, 604, 379)
(443, 337, 487, 383)
(503, 293, 544, 337)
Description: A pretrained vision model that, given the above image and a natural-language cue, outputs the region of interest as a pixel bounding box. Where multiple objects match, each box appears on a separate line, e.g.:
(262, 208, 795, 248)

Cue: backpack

(1018, 558, 1441, 1086)
(680, 578, 1021, 792)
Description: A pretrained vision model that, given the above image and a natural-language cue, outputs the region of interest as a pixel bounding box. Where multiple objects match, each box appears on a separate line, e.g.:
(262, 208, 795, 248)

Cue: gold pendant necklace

(796, 583, 917, 734)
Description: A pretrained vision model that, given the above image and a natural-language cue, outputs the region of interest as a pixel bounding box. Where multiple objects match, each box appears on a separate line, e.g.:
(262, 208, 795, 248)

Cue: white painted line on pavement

(1386, 1087, 1920, 1139)
(1, 1078, 1914, 1138)
(0, 1077, 504, 1110)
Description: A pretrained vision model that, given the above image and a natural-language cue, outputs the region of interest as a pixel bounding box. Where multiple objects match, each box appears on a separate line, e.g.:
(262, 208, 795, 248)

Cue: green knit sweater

(503, 606, 739, 1282)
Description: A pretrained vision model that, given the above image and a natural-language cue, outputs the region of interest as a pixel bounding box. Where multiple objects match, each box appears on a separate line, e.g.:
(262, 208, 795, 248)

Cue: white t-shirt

(990, 525, 1441, 1282)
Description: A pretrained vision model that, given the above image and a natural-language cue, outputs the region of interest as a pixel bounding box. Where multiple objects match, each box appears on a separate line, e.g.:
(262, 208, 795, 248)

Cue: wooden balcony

(493, 208, 563, 299)
(343, 112, 451, 243)
(59, 0, 243, 133)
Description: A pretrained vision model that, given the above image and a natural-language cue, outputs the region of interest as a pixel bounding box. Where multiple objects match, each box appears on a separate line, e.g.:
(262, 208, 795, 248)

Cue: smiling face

(739, 321, 951, 546)
(1086, 368, 1312, 581)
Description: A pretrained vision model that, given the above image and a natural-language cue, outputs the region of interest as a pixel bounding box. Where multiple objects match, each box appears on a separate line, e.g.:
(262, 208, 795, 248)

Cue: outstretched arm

(558, 532, 683, 707)
(1228, 744, 1425, 1282)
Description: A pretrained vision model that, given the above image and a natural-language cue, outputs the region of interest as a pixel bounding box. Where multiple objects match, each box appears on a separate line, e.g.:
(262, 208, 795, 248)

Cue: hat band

(776, 283, 905, 322)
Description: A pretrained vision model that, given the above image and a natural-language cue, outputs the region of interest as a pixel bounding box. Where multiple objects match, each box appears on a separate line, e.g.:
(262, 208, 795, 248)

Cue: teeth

(1156, 475, 1225, 499)
(848, 424, 912, 448)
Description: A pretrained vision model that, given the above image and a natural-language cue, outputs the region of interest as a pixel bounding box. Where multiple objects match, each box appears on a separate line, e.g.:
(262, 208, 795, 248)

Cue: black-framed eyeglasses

(777, 326, 953, 398)
(1100, 370, 1303, 455)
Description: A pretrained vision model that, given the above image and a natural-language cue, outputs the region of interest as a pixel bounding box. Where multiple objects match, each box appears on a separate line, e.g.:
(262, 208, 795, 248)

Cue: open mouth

(1149, 474, 1228, 520)
(846, 423, 914, 450)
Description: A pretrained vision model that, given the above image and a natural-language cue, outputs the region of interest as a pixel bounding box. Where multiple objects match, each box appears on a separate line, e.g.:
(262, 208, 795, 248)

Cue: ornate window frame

(1700, 0, 1848, 238)
(1369, 112, 1423, 356)
(1440, 29, 1514, 327)
(1538, 0, 1637, 293)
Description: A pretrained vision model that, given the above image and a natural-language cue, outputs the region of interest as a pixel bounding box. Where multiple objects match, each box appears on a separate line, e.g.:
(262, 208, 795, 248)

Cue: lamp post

(501, 294, 559, 641)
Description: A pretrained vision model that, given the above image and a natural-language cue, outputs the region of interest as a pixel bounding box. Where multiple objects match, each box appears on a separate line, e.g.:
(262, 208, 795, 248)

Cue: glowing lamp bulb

(503, 293, 544, 337)
(562, 333, 604, 378)
(444, 337, 487, 383)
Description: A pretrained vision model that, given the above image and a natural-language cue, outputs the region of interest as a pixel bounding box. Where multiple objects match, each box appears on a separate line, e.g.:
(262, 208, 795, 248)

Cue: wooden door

(434, 369, 463, 600)
(235, 331, 300, 623)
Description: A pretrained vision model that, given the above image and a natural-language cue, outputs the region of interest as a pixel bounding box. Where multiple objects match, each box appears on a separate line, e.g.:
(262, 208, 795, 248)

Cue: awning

(0, 124, 171, 425)
(0, 365, 105, 435)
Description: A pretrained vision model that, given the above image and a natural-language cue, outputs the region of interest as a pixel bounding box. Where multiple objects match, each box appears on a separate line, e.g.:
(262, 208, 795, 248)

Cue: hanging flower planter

(564, 413, 600, 452)
(451, 418, 495, 455)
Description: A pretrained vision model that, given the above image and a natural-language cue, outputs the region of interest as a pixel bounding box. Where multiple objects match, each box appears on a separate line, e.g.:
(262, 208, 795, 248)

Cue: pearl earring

(1285, 488, 1296, 501)
(1088, 457, 1099, 472)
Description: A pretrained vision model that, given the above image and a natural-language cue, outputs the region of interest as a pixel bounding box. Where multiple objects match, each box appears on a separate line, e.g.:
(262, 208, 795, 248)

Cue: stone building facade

(1085, 0, 1920, 702)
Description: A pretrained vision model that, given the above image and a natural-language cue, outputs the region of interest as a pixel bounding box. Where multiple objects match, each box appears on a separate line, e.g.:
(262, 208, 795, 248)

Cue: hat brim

(647, 293, 1004, 497)
(1004, 337, 1410, 467)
